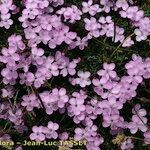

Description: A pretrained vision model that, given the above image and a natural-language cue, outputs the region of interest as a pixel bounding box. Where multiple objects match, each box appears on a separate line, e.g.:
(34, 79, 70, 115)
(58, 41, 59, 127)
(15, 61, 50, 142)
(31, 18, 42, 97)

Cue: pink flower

(70, 71, 91, 87)
(30, 126, 46, 141)
(82, 0, 102, 16)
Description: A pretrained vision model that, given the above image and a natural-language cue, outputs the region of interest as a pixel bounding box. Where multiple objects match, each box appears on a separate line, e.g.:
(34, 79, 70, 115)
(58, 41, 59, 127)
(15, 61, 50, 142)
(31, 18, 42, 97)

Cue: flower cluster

(0, 0, 149, 47)
(0, 35, 80, 88)
(84, 16, 134, 47)
(57, 5, 82, 23)
(69, 71, 91, 87)
(74, 125, 104, 150)
(82, 0, 102, 16)
(0, 0, 149, 150)
(0, 36, 150, 148)
(30, 121, 59, 141)
(128, 104, 148, 134)
(92, 55, 150, 132)
(0, 0, 17, 29)
(119, 6, 150, 41)
(40, 88, 69, 114)
(16, 0, 150, 50)
(22, 53, 149, 149)
(120, 138, 134, 150)
(0, 102, 26, 133)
